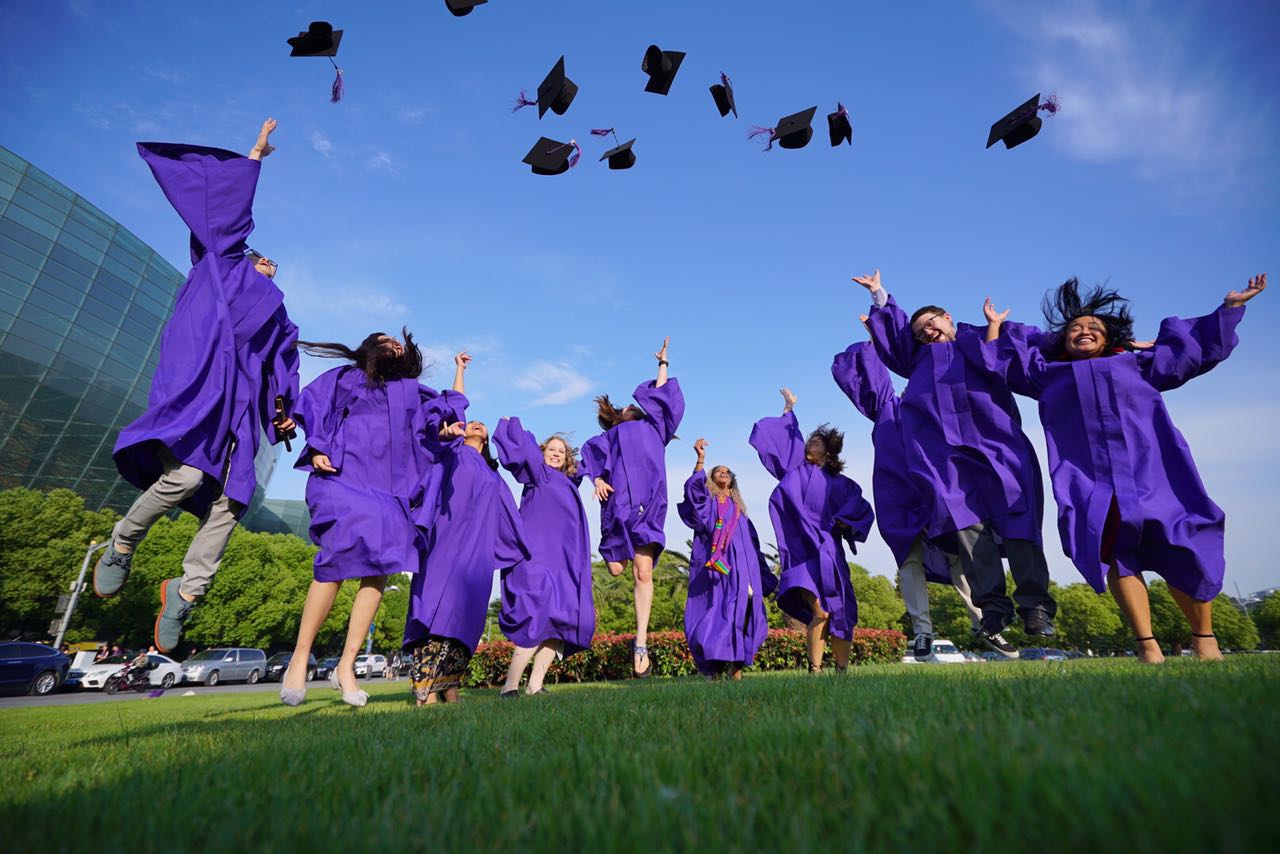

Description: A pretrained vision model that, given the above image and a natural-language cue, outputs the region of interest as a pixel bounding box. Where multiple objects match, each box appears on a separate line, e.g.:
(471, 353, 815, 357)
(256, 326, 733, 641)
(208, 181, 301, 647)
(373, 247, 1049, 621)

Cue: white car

(919, 640, 967, 664)
(354, 654, 387, 678)
(78, 654, 184, 690)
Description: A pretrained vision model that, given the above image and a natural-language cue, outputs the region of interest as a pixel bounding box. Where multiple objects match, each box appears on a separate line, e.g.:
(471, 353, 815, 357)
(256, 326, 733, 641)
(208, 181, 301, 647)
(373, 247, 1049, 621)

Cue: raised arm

(451, 351, 470, 394)
(654, 337, 670, 388)
(246, 118, 277, 162)
(1138, 275, 1262, 391)
(831, 340, 895, 424)
(957, 318, 1048, 399)
(493, 416, 550, 487)
(633, 376, 685, 445)
(676, 466, 714, 535)
(749, 390, 806, 481)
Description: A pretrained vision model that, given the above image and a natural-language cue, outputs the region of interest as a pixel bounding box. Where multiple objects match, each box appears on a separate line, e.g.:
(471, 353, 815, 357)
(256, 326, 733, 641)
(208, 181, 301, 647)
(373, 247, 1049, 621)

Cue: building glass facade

(0, 145, 278, 517)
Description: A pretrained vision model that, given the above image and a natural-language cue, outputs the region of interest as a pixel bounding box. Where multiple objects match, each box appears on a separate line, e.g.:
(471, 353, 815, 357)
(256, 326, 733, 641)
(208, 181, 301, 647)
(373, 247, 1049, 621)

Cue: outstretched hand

(983, 297, 1011, 325)
(859, 313, 871, 333)
(1225, 273, 1267, 308)
(311, 452, 337, 474)
(249, 118, 277, 161)
(454, 351, 471, 370)
(441, 422, 466, 439)
(693, 437, 708, 459)
(851, 269, 882, 292)
(780, 387, 797, 413)
(593, 477, 614, 502)
(655, 336, 670, 363)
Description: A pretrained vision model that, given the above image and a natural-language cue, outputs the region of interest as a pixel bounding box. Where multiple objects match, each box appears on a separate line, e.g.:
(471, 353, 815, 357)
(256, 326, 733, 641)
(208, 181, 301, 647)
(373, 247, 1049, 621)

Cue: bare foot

(1191, 635, 1223, 661)
(1136, 638, 1165, 664)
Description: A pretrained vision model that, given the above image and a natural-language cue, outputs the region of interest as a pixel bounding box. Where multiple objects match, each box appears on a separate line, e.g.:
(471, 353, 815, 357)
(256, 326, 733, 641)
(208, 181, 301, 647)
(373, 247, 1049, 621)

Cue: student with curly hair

(971, 274, 1266, 661)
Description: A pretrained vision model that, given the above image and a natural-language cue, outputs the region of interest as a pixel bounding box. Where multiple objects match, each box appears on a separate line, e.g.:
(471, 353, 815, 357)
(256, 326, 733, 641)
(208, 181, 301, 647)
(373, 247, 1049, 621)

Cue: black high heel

(632, 642, 652, 678)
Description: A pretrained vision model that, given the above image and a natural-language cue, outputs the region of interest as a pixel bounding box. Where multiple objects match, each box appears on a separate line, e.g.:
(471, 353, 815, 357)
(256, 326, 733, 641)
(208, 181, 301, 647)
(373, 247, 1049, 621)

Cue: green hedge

(466, 628, 907, 687)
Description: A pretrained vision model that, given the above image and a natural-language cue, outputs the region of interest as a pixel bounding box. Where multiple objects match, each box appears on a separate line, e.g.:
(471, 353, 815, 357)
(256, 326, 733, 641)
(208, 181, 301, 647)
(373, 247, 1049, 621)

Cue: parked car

(0, 642, 70, 696)
(918, 640, 967, 664)
(1019, 647, 1070, 662)
(263, 652, 317, 682)
(961, 652, 986, 663)
(354, 654, 387, 678)
(978, 650, 1014, 662)
(181, 647, 267, 686)
(79, 654, 184, 690)
(315, 657, 340, 681)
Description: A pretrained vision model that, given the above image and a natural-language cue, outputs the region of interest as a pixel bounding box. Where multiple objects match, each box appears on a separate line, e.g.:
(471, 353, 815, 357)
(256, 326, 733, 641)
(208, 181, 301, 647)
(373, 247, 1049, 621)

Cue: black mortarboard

(444, 0, 487, 16)
(641, 44, 685, 95)
(986, 93, 1059, 149)
(522, 136, 580, 175)
(287, 22, 344, 102)
(514, 56, 578, 118)
(749, 106, 816, 150)
(710, 72, 737, 118)
(828, 102, 852, 146)
(600, 139, 637, 170)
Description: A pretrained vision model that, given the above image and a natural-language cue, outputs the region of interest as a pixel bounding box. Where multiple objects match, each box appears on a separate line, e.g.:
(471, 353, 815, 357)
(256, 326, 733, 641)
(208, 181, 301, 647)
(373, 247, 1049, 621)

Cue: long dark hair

(1042, 278, 1135, 357)
(297, 327, 425, 387)
(807, 424, 845, 475)
(594, 394, 641, 431)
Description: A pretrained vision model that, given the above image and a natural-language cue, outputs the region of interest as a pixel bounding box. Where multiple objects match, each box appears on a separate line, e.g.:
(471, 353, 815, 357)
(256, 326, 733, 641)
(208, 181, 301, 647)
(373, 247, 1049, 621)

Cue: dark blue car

(0, 642, 70, 695)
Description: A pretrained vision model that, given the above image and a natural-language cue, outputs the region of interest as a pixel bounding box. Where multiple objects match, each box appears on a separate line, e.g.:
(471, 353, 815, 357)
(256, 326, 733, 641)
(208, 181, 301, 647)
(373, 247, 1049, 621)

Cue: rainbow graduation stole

(706, 498, 741, 575)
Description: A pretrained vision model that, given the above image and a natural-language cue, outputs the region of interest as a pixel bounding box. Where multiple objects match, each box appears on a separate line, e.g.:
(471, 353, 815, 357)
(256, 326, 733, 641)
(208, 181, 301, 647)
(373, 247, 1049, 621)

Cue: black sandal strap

(1134, 636, 1157, 642)
(1191, 632, 1216, 638)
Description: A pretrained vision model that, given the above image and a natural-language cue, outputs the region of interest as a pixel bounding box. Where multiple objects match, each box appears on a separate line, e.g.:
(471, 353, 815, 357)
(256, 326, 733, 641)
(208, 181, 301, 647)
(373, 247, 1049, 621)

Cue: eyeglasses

(246, 249, 279, 276)
(912, 312, 947, 343)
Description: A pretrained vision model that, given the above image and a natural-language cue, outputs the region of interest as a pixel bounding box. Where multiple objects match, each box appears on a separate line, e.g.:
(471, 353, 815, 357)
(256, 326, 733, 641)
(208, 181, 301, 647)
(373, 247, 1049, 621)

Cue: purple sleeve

(676, 470, 714, 535)
(833, 476, 875, 549)
(577, 434, 609, 482)
(258, 309, 300, 447)
(422, 390, 469, 431)
(136, 142, 260, 262)
(291, 366, 345, 472)
(865, 294, 919, 379)
(633, 378, 685, 445)
(492, 473, 532, 570)
(831, 342, 894, 423)
(749, 411, 806, 481)
(958, 324, 1048, 399)
(493, 417, 549, 488)
(748, 519, 778, 597)
(1139, 305, 1245, 392)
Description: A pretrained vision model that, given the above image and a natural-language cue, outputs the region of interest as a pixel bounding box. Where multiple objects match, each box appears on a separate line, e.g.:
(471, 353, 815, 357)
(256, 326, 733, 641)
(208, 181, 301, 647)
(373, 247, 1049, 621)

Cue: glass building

(0, 145, 278, 517)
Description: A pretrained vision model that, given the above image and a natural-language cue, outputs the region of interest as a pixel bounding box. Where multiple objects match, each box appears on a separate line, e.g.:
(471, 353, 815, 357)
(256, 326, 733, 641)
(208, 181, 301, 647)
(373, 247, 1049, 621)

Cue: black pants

(954, 522, 1055, 626)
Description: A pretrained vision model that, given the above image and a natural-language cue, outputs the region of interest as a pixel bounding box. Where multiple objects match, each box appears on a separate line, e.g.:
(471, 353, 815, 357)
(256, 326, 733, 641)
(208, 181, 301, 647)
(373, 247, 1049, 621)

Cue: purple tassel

(567, 140, 581, 168)
(511, 89, 537, 112)
(147, 689, 165, 698)
(1039, 92, 1061, 115)
(747, 125, 777, 151)
(330, 67, 344, 104)
(590, 128, 615, 136)
(836, 101, 849, 117)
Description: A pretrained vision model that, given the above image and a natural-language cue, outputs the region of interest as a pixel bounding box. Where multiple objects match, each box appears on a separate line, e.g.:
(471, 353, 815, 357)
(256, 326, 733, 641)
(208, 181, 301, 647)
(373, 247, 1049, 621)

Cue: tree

(1210, 593, 1259, 651)
(1054, 583, 1123, 651)
(848, 563, 905, 630)
(1253, 592, 1280, 649)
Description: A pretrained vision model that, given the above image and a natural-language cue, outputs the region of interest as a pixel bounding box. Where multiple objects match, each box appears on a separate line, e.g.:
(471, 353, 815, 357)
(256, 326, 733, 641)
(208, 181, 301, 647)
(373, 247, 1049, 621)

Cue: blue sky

(3, 1, 1278, 595)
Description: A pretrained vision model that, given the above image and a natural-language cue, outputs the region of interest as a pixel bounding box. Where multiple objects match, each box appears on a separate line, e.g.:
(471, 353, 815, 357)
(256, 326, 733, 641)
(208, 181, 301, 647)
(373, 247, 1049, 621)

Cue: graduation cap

(512, 56, 578, 118)
(591, 129, 636, 170)
(287, 21, 344, 103)
(522, 136, 580, 175)
(748, 106, 817, 151)
(986, 92, 1060, 149)
(710, 72, 737, 118)
(828, 102, 852, 146)
(641, 44, 685, 95)
(444, 0, 487, 15)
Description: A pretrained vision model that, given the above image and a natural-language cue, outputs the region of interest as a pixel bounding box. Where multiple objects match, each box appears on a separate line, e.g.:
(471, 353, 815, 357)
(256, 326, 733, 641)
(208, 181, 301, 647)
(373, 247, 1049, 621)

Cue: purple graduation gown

(114, 143, 299, 517)
(749, 412, 875, 640)
(831, 341, 953, 584)
(404, 409, 531, 652)
(678, 471, 776, 671)
(493, 417, 595, 655)
(291, 366, 465, 582)
(578, 379, 685, 562)
(963, 306, 1245, 601)
(865, 295, 1043, 543)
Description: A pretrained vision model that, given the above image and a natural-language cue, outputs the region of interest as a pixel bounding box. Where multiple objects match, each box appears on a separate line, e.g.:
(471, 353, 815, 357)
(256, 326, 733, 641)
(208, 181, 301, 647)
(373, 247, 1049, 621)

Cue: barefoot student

(750, 389, 874, 673)
(278, 331, 464, 707)
(832, 335, 983, 660)
(97, 119, 300, 654)
(678, 438, 776, 680)
(578, 338, 684, 677)
(493, 418, 594, 698)
(404, 354, 530, 706)
(971, 274, 1266, 662)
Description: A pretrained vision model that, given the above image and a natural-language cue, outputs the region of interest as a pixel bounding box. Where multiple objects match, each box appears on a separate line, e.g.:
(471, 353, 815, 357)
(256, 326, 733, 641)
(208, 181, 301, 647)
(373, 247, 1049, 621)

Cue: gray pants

(953, 521, 1055, 626)
(898, 535, 983, 637)
(113, 447, 243, 600)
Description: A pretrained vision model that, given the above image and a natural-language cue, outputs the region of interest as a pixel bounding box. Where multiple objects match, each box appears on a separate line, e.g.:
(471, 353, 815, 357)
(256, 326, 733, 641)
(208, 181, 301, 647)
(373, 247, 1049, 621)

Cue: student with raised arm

(277, 334, 466, 707)
(969, 274, 1266, 661)
(578, 338, 684, 678)
(750, 389, 874, 673)
(677, 438, 776, 680)
(97, 119, 299, 654)
(493, 418, 594, 697)
(854, 269, 1052, 657)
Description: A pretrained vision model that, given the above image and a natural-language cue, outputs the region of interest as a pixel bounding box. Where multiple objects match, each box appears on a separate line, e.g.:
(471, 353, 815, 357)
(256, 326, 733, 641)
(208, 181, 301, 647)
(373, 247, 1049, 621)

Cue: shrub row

(465, 628, 907, 687)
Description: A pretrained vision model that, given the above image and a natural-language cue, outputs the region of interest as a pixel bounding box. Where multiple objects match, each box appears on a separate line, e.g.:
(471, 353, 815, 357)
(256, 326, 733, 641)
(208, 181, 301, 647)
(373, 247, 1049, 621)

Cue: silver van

(181, 648, 267, 686)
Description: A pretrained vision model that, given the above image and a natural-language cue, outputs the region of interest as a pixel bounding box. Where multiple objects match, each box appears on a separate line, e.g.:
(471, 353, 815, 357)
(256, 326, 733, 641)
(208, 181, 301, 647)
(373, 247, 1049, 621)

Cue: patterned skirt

(408, 636, 472, 704)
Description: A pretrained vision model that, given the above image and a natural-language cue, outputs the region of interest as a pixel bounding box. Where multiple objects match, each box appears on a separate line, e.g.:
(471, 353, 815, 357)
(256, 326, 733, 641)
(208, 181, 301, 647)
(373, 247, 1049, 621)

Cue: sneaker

(1023, 610, 1056, 638)
(977, 625, 1018, 659)
(93, 543, 133, 598)
(499, 689, 520, 699)
(912, 633, 934, 661)
(154, 578, 194, 654)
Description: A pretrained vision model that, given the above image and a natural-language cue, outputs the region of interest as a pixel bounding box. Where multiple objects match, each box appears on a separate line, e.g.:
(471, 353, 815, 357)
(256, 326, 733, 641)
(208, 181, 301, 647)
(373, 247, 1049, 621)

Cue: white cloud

(310, 131, 334, 158)
(515, 361, 595, 406)
(366, 150, 399, 172)
(398, 106, 433, 124)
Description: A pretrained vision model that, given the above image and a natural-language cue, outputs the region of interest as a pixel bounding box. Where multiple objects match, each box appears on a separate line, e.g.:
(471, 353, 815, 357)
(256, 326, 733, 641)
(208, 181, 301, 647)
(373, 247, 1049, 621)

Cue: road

(0, 676, 400, 709)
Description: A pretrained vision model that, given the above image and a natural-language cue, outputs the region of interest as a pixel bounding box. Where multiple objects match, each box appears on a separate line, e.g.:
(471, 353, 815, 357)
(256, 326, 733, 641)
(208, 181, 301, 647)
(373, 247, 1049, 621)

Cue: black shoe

(1023, 611, 1056, 638)
(912, 633, 934, 661)
(526, 687, 548, 696)
(499, 689, 520, 700)
(978, 625, 1018, 659)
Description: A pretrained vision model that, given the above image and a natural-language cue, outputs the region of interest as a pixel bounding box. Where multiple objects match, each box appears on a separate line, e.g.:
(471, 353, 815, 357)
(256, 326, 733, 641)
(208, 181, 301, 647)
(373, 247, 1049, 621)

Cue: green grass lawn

(3, 658, 1278, 852)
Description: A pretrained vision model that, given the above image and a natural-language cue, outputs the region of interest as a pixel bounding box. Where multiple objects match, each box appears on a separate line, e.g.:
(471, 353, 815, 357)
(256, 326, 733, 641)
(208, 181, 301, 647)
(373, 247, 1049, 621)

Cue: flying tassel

(747, 125, 777, 151)
(567, 140, 581, 168)
(329, 58, 344, 103)
(836, 101, 849, 117)
(590, 127, 620, 147)
(1039, 92, 1061, 115)
(511, 89, 537, 112)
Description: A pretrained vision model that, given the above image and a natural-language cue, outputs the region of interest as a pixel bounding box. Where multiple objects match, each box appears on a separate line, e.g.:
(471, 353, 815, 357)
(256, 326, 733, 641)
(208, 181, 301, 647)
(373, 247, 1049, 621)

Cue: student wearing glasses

(853, 269, 1054, 657)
